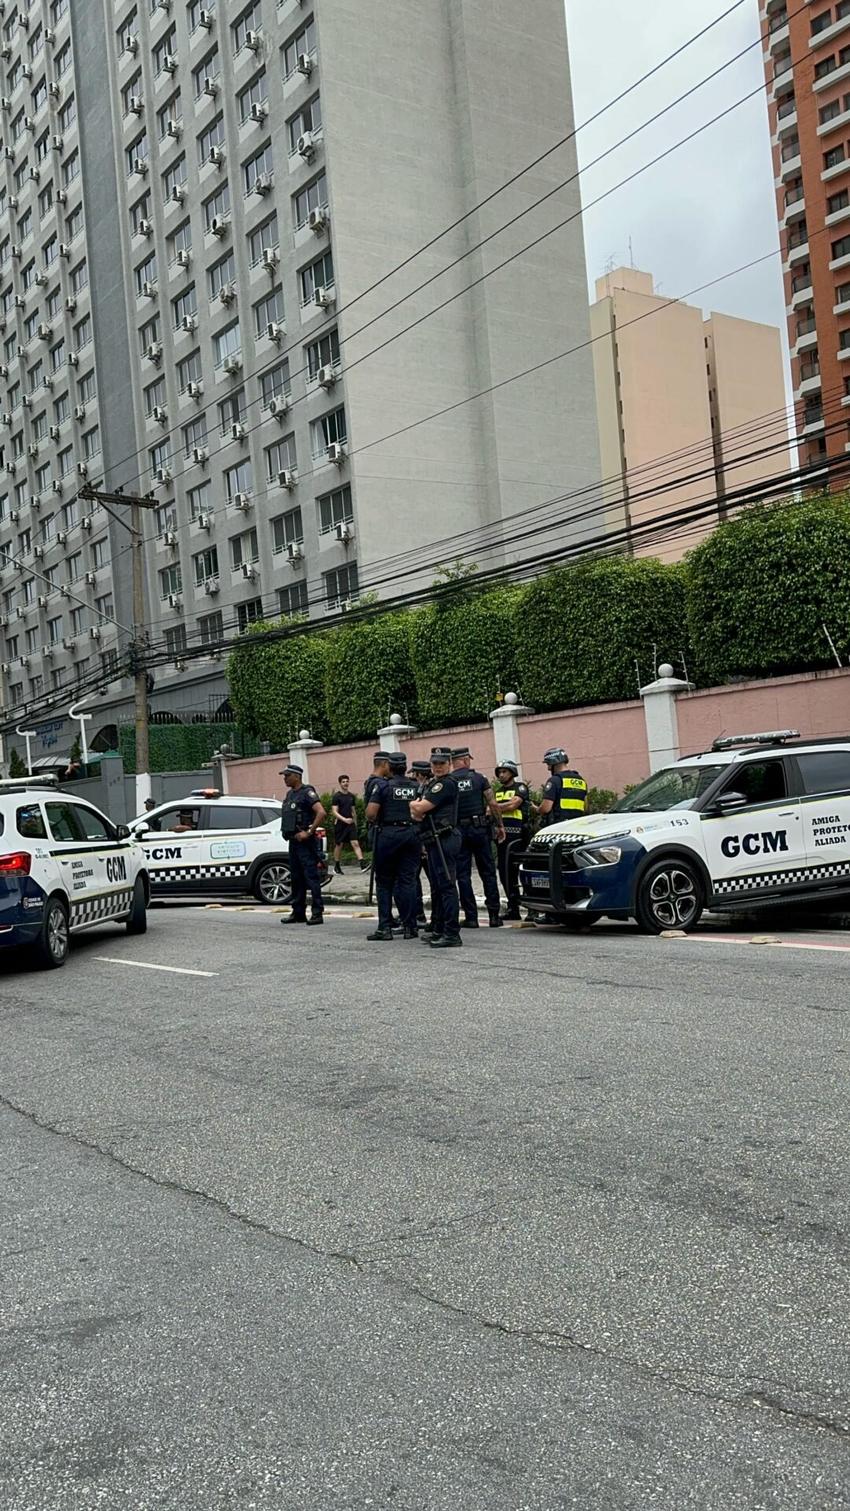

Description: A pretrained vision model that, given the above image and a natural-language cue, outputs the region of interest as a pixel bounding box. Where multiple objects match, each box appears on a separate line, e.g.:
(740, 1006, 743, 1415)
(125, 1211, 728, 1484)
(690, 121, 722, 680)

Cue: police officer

(493, 760, 532, 920)
(538, 748, 588, 826)
(365, 752, 421, 941)
(410, 748, 462, 949)
(279, 764, 326, 925)
(450, 747, 505, 928)
(410, 759, 432, 927)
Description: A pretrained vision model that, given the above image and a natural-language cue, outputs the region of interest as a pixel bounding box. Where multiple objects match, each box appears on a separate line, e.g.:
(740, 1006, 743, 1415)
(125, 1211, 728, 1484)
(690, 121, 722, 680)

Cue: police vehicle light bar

(0, 774, 60, 791)
(189, 788, 221, 798)
(711, 730, 800, 752)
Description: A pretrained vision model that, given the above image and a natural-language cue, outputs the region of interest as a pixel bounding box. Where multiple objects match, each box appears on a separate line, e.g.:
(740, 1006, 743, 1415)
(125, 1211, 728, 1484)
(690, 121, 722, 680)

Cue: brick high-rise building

(762, 0, 850, 476)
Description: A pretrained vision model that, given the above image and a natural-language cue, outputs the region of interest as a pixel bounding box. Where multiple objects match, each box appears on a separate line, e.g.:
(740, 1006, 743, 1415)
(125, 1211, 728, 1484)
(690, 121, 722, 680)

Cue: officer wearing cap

(450, 747, 505, 928)
(410, 747, 462, 948)
(279, 764, 326, 924)
(538, 748, 588, 826)
(364, 753, 421, 941)
(411, 759, 433, 928)
(493, 760, 532, 920)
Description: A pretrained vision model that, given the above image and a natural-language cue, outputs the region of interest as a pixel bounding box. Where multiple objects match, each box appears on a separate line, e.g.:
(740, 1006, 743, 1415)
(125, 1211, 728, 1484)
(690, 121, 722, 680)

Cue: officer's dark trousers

(457, 823, 501, 921)
(497, 828, 529, 913)
(288, 836, 324, 918)
(375, 827, 420, 932)
(426, 829, 462, 938)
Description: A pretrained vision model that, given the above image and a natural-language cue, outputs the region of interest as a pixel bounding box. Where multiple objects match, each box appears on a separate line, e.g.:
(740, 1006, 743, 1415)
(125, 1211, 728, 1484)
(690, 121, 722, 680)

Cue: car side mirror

(713, 790, 748, 814)
(131, 822, 148, 837)
(116, 823, 132, 841)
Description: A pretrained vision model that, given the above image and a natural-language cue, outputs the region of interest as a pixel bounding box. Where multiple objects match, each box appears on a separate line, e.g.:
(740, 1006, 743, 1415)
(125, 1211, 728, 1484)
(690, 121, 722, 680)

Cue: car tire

(635, 856, 703, 935)
(253, 860, 292, 905)
(125, 876, 148, 935)
(33, 895, 69, 970)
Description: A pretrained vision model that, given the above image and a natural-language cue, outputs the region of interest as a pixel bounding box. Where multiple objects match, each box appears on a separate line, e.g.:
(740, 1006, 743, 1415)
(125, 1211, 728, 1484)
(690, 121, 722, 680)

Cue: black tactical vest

(453, 771, 486, 822)
(382, 776, 419, 823)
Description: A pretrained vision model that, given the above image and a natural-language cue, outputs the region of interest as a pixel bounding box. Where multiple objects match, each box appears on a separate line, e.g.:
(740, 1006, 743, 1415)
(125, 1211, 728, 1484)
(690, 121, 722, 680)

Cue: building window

(260, 360, 290, 406)
(311, 405, 347, 459)
(159, 563, 182, 599)
(277, 581, 308, 618)
(207, 251, 235, 299)
(182, 413, 208, 455)
(198, 610, 224, 644)
(306, 328, 340, 378)
(287, 94, 321, 153)
(224, 459, 252, 500)
(242, 142, 273, 194)
(197, 114, 225, 166)
(282, 16, 317, 79)
(248, 214, 278, 265)
(323, 562, 358, 611)
(164, 625, 188, 658)
(232, 2, 261, 54)
(188, 481, 211, 519)
(293, 172, 327, 228)
(238, 71, 268, 125)
(317, 483, 354, 536)
(253, 285, 283, 337)
(265, 434, 296, 481)
(236, 599, 263, 632)
(193, 545, 219, 586)
(271, 507, 303, 553)
(213, 322, 241, 367)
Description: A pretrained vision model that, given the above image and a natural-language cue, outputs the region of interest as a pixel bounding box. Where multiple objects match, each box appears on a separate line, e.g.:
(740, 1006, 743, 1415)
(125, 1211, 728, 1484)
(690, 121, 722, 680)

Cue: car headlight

(572, 844, 622, 868)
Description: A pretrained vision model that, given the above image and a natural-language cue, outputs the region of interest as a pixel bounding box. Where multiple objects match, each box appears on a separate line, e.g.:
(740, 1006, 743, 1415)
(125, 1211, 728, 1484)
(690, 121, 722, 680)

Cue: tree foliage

(227, 619, 330, 747)
(408, 586, 522, 728)
(119, 721, 253, 774)
(323, 613, 417, 743)
(685, 496, 850, 684)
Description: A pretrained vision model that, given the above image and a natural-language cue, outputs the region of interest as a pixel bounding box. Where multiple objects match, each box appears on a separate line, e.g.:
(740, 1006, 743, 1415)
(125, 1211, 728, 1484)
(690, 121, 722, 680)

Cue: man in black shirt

(331, 774, 366, 874)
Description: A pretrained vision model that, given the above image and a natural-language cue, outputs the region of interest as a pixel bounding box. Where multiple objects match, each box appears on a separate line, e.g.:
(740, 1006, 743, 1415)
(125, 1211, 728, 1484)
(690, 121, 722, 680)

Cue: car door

(700, 757, 805, 900)
(137, 803, 206, 890)
(793, 748, 850, 889)
(43, 798, 116, 929)
(70, 801, 135, 918)
(198, 803, 270, 892)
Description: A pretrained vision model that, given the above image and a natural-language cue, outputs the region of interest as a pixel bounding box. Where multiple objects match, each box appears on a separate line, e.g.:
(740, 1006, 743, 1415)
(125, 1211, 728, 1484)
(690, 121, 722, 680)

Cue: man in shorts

(331, 774, 367, 874)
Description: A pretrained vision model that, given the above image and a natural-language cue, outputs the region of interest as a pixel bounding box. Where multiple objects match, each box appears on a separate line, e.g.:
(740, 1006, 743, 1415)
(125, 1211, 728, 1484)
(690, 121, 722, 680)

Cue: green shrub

(323, 612, 417, 743)
(408, 587, 521, 727)
(517, 556, 688, 708)
(119, 722, 254, 774)
(227, 619, 330, 747)
(685, 496, 850, 684)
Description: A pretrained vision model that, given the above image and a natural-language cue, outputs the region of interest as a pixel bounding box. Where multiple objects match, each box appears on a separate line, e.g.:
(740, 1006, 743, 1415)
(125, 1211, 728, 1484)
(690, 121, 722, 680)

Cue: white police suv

(130, 789, 329, 903)
(518, 732, 850, 934)
(0, 777, 148, 969)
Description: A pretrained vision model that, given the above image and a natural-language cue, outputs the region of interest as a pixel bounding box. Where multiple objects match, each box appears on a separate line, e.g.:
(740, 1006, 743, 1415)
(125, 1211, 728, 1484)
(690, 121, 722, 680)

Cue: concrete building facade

(0, 0, 600, 759)
(590, 267, 789, 562)
(761, 0, 850, 477)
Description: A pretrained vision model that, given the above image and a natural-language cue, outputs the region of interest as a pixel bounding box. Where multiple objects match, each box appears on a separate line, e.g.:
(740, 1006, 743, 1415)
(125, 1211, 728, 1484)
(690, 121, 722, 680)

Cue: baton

(426, 814, 451, 882)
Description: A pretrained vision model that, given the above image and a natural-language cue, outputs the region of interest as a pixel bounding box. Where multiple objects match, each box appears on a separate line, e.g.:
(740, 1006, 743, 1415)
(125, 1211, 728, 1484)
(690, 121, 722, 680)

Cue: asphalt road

(1, 906, 848, 1510)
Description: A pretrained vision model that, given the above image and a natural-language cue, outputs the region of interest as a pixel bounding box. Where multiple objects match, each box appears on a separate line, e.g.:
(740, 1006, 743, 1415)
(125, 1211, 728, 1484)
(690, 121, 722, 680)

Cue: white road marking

(679, 935, 850, 955)
(95, 957, 219, 977)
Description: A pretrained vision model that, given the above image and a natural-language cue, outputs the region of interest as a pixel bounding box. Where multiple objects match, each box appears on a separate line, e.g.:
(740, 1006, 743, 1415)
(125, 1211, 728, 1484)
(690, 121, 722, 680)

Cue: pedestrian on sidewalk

(331, 774, 366, 874)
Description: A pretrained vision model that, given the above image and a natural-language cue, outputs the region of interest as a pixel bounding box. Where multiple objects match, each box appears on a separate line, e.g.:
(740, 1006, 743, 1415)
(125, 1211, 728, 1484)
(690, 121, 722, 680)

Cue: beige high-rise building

(590, 268, 790, 562)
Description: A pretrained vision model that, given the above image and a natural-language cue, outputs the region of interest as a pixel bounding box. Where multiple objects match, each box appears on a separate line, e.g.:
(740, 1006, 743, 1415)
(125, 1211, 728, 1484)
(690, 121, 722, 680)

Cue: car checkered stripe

(714, 859, 850, 896)
(70, 889, 133, 926)
(151, 863, 252, 885)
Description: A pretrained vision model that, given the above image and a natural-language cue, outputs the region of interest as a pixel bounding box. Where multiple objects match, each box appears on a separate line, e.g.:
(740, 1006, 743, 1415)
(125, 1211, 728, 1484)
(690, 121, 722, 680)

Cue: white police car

(0, 777, 149, 969)
(519, 732, 850, 933)
(130, 790, 329, 903)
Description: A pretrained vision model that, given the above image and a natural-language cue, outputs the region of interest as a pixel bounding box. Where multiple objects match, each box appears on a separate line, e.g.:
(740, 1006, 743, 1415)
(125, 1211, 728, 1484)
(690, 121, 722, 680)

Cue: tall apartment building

(0, 0, 600, 762)
(590, 267, 789, 561)
(762, 0, 850, 474)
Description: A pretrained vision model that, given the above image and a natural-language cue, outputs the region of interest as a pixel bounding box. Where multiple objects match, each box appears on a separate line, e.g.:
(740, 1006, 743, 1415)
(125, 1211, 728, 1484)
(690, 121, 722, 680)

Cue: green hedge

(685, 497, 850, 684)
(323, 612, 417, 744)
(225, 499, 850, 746)
(119, 721, 254, 774)
(516, 557, 688, 708)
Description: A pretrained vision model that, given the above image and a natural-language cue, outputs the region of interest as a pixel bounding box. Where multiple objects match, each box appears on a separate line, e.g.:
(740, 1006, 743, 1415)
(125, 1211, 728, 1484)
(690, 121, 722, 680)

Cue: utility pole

(79, 483, 158, 809)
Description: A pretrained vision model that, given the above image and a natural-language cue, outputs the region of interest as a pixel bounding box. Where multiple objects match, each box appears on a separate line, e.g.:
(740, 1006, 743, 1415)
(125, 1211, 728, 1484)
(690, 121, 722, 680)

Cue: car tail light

(0, 851, 31, 875)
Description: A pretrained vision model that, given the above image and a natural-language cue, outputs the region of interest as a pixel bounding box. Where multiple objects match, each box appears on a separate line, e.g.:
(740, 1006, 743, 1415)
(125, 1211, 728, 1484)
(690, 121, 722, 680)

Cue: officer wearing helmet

(538, 748, 588, 826)
(492, 759, 532, 920)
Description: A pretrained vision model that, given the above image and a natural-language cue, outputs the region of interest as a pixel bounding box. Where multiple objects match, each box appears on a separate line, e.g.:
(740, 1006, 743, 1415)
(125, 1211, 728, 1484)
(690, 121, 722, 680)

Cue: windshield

(612, 763, 727, 813)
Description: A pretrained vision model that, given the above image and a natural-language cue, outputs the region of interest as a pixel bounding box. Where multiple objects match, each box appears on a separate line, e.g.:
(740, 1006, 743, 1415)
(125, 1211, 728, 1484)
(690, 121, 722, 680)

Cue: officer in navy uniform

(493, 760, 532, 920)
(538, 748, 588, 826)
(365, 752, 421, 941)
(410, 748, 462, 949)
(279, 764, 326, 925)
(450, 747, 505, 928)
(411, 759, 433, 927)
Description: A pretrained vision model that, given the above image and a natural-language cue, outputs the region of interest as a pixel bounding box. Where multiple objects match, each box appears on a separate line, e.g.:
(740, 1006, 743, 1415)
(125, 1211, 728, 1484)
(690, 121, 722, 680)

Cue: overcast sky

(564, 0, 787, 347)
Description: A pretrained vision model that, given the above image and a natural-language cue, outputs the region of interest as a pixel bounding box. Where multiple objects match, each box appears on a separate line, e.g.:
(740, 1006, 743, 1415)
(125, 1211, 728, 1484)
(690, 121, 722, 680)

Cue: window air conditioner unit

(17, 345, 26, 357)
(52, 480, 63, 494)
(297, 131, 315, 160)
(313, 285, 334, 309)
(0, 97, 7, 111)
(56, 530, 66, 544)
(187, 380, 203, 399)
(59, 243, 70, 258)
(34, 270, 46, 286)
(76, 461, 88, 476)
(24, 115, 35, 131)
(163, 530, 178, 546)
(64, 639, 75, 653)
(308, 206, 328, 233)
(218, 283, 235, 304)
(197, 512, 211, 530)
(297, 53, 314, 76)
(265, 321, 282, 343)
(49, 83, 61, 99)
(180, 313, 197, 332)
(0, 364, 6, 377)
(223, 354, 241, 374)
(65, 296, 77, 313)
(317, 364, 336, 389)
(11, 244, 21, 258)
(192, 446, 208, 464)
(42, 376, 53, 392)
(266, 396, 288, 419)
(142, 279, 157, 297)
(37, 322, 50, 339)
(49, 425, 60, 440)
(9, 508, 19, 521)
(199, 9, 214, 29)
(27, 442, 38, 457)
(5, 462, 15, 475)
(279, 469, 296, 491)
(82, 515, 92, 530)
(241, 562, 256, 579)
(170, 184, 185, 202)
(3, 146, 14, 161)
(124, 35, 139, 55)
(74, 403, 86, 420)
(335, 523, 353, 544)
(230, 421, 245, 440)
(90, 626, 101, 641)
(252, 173, 271, 195)
(32, 543, 43, 557)
(250, 101, 267, 123)
(286, 541, 303, 562)
(208, 144, 224, 166)
(145, 342, 162, 363)
(167, 594, 181, 612)
(155, 466, 172, 483)
(233, 491, 250, 511)
(56, 188, 67, 204)
(327, 441, 346, 465)
(152, 404, 167, 422)
(162, 55, 178, 75)
(166, 120, 181, 140)
(29, 166, 39, 182)
(204, 577, 219, 596)
(38, 594, 49, 608)
(177, 248, 191, 267)
(203, 77, 218, 97)
(245, 29, 261, 51)
(7, 195, 17, 209)
(51, 135, 63, 151)
(67, 352, 79, 366)
(21, 392, 31, 406)
(129, 94, 144, 114)
(261, 247, 278, 270)
(132, 157, 148, 176)
(209, 215, 228, 237)
(43, 644, 55, 658)
(85, 570, 96, 586)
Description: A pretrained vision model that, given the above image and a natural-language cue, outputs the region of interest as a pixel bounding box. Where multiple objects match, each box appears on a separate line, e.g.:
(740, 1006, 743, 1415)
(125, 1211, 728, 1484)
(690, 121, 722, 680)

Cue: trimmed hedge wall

(226, 498, 850, 747)
(119, 721, 255, 774)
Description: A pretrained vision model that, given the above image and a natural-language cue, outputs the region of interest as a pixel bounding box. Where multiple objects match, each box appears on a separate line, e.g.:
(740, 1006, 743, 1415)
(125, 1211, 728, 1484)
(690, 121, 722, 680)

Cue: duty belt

(380, 820, 416, 828)
(459, 815, 488, 828)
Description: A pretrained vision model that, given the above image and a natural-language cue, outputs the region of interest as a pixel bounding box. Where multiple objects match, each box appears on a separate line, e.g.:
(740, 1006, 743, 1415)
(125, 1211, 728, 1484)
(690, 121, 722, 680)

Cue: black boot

(334, 862, 343, 876)
(367, 928, 395, 942)
(460, 919, 479, 930)
(502, 908, 521, 921)
(488, 912, 504, 928)
(430, 934, 462, 949)
(281, 914, 306, 924)
(402, 926, 419, 939)
(306, 913, 324, 926)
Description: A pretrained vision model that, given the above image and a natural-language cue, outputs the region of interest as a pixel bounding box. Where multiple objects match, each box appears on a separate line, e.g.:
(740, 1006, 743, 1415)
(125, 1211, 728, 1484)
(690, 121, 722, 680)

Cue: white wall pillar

(376, 712, 416, 754)
(640, 663, 694, 773)
(287, 729, 324, 784)
(489, 692, 534, 776)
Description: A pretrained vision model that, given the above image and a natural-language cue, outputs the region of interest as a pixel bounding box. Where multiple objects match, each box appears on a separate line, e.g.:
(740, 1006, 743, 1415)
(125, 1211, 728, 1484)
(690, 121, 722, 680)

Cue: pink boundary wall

(223, 667, 850, 801)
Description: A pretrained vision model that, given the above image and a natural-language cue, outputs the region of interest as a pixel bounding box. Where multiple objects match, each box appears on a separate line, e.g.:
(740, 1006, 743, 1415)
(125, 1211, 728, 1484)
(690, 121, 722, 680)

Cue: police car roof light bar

(0, 774, 60, 790)
(189, 788, 221, 798)
(711, 730, 800, 752)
